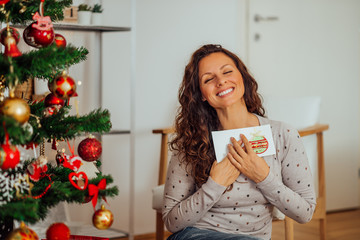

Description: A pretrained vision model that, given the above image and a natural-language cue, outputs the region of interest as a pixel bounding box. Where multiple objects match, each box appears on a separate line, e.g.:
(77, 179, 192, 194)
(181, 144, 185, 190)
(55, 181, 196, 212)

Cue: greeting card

(211, 124, 275, 162)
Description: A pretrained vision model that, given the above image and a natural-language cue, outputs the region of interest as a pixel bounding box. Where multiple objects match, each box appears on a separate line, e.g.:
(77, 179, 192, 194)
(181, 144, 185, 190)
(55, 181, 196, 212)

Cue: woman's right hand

(210, 157, 240, 187)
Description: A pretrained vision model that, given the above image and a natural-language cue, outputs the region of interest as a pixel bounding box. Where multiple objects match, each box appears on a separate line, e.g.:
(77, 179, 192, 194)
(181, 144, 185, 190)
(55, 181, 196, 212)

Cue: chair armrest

(152, 184, 165, 212)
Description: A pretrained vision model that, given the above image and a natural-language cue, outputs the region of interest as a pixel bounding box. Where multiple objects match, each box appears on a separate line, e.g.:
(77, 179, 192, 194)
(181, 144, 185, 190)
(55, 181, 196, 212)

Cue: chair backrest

(153, 128, 174, 186)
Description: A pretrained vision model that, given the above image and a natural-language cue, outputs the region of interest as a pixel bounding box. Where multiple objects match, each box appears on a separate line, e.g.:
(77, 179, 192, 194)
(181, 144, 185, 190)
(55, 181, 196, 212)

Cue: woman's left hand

(227, 134, 270, 183)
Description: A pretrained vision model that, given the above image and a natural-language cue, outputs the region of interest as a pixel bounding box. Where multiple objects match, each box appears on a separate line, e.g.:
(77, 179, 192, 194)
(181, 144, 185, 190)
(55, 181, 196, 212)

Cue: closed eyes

(203, 70, 232, 84)
(204, 77, 214, 83)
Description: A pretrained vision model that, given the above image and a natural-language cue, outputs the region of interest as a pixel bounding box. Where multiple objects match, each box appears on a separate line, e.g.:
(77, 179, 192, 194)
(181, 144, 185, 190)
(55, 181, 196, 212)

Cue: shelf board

(11, 23, 131, 32)
(103, 130, 131, 135)
(53, 23, 131, 32)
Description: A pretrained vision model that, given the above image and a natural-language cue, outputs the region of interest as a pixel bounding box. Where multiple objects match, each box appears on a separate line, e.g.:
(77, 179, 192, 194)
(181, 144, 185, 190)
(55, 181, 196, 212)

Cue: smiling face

(198, 52, 245, 111)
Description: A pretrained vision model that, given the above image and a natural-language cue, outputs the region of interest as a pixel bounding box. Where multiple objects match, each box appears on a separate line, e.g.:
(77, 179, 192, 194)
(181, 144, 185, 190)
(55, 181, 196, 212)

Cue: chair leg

(284, 217, 294, 240)
(317, 132, 327, 240)
(319, 218, 326, 240)
(156, 212, 165, 240)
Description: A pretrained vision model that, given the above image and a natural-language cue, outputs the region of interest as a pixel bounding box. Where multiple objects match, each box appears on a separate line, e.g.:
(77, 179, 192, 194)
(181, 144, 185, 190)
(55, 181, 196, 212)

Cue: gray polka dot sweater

(162, 115, 316, 239)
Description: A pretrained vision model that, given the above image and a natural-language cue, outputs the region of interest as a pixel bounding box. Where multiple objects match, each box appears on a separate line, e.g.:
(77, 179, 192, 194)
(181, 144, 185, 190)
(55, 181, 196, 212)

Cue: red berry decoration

(23, 12, 55, 48)
(92, 205, 114, 230)
(54, 33, 67, 48)
(42, 105, 61, 117)
(48, 71, 77, 99)
(44, 93, 65, 107)
(78, 137, 102, 162)
(46, 222, 70, 240)
(0, 27, 20, 45)
(0, 143, 20, 170)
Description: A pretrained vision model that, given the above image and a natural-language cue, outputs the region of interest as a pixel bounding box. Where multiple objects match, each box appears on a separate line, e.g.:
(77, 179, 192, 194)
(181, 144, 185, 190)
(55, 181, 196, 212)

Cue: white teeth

(218, 88, 233, 96)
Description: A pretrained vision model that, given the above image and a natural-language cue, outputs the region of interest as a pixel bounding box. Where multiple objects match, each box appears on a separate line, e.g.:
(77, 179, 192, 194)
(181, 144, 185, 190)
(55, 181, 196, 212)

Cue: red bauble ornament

(23, 22, 54, 48)
(78, 137, 102, 162)
(0, 143, 20, 170)
(48, 72, 77, 99)
(92, 205, 114, 230)
(44, 93, 65, 107)
(23, 12, 55, 48)
(6, 222, 38, 240)
(54, 33, 67, 48)
(0, 27, 20, 45)
(46, 222, 70, 240)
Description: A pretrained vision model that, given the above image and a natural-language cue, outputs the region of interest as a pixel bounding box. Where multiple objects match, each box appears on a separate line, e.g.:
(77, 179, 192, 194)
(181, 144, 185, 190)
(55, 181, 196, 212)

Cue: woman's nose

(216, 76, 227, 87)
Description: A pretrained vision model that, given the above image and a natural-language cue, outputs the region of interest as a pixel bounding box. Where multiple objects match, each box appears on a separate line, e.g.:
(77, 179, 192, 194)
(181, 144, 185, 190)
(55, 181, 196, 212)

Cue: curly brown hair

(170, 44, 265, 187)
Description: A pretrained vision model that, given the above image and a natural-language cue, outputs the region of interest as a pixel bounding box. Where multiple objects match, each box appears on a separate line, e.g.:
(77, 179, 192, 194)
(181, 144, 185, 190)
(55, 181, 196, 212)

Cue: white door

(247, 0, 360, 211)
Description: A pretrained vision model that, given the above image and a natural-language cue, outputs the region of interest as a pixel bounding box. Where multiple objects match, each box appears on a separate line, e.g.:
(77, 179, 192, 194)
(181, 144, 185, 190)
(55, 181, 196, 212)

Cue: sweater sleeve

(256, 124, 317, 223)
(162, 153, 227, 233)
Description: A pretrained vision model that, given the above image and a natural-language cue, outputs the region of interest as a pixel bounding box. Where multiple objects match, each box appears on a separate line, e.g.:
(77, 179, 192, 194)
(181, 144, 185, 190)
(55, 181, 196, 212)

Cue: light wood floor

(124, 209, 360, 240)
(271, 209, 360, 240)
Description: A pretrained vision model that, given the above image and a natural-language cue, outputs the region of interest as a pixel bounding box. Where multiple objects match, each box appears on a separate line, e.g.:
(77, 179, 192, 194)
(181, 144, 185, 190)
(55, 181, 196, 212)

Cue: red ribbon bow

(88, 178, 107, 209)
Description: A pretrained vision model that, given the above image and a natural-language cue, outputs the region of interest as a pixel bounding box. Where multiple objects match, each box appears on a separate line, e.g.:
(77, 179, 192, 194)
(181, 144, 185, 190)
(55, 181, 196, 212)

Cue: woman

(163, 44, 316, 240)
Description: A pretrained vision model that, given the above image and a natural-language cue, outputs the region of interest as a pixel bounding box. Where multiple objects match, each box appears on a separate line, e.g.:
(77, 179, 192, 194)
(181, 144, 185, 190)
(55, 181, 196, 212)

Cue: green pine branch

(0, 44, 88, 88)
(0, 0, 73, 24)
(0, 115, 33, 145)
(38, 106, 112, 142)
(0, 163, 119, 223)
(0, 102, 111, 145)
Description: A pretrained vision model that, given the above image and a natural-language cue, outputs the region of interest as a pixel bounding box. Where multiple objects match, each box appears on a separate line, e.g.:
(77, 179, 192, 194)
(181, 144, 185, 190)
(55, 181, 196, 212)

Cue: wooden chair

(152, 124, 329, 240)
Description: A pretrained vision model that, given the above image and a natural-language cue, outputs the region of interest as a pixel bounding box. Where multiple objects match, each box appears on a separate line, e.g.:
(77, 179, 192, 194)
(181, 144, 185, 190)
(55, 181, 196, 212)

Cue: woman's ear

(202, 96, 206, 102)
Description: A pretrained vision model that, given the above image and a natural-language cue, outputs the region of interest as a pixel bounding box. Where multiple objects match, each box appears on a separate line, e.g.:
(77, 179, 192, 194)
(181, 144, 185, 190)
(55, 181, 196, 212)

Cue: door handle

(254, 14, 279, 22)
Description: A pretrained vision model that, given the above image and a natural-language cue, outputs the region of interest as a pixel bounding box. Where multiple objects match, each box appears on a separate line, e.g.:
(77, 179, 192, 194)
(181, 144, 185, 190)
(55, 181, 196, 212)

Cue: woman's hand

(210, 156, 240, 187)
(227, 134, 270, 183)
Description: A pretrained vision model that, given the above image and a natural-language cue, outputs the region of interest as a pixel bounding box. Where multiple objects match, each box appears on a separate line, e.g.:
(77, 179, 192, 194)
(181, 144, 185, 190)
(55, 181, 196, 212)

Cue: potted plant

(77, 4, 92, 25)
(91, 3, 103, 25)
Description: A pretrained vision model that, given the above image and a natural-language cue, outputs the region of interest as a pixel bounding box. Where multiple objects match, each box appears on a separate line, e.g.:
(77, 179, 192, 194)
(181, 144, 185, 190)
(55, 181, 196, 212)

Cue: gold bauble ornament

(48, 71, 77, 100)
(92, 204, 114, 230)
(5, 221, 39, 240)
(0, 96, 30, 124)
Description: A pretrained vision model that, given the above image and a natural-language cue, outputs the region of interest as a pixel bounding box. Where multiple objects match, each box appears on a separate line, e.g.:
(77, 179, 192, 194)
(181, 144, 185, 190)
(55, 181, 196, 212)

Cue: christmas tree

(0, 0, 118, 238)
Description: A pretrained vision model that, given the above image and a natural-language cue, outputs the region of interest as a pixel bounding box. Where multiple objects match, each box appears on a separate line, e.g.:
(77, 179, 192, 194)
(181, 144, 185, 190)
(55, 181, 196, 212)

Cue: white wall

(134, 0, 246, 234)
(66, 0, 133, 233)
(247, 0, 360, 211)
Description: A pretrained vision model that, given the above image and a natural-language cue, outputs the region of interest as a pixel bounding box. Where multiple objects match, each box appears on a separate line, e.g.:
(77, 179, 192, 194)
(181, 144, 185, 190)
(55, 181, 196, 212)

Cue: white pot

(91, 13, 102, 25)
(77, 11, 92, 25)
(34, 78, 50, 95)
(90, 0, 101, 5)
